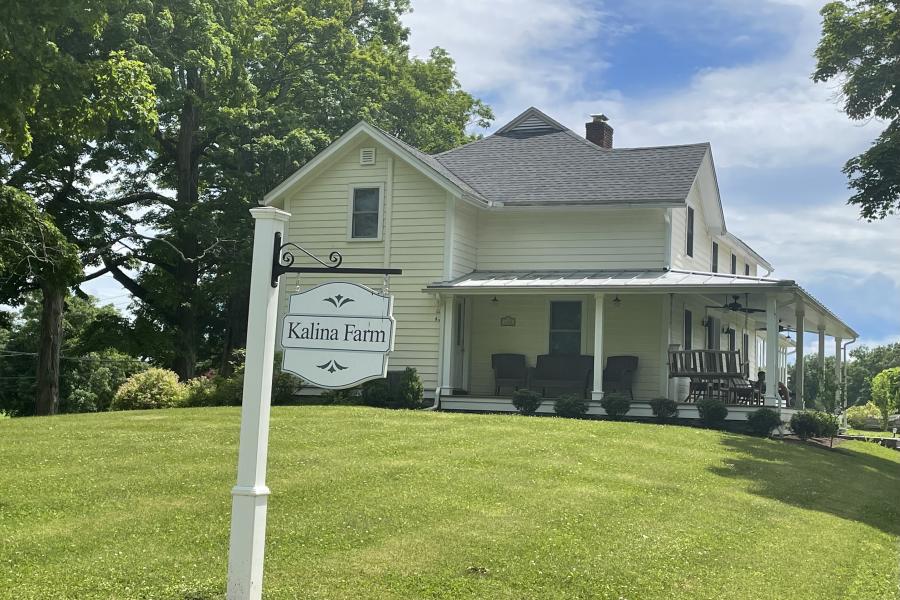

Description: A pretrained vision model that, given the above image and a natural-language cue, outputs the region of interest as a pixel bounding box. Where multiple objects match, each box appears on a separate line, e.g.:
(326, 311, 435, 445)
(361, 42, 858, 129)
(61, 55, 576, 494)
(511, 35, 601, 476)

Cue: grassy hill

(1, 407, 898, 600)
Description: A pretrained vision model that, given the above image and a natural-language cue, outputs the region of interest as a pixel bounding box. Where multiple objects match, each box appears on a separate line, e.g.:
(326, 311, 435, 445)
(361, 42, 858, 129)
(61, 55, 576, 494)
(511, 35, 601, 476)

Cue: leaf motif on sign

(316, 359, 348, 373)
(324, 294, 355, 308)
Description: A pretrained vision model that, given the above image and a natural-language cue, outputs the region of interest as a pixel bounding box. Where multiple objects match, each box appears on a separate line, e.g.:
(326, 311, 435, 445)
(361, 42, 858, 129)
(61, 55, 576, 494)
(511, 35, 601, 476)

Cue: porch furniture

(603, 355, 638, 400)
(491, 353, 528, 395)
(668, 349, 762, 405)
(529, 354, 594, 398)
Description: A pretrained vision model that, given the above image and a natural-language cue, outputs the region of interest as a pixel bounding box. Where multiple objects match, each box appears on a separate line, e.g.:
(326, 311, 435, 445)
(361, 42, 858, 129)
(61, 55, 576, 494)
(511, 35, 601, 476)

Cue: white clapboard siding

(452, 201, 478, 277)
(476, 209, 667, 271)
(278, 137, 446, 390)
(467, 293, 665, 400)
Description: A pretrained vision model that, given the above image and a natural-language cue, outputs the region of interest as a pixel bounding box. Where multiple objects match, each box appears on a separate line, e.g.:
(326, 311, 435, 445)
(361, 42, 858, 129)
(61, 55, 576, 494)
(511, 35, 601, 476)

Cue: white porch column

(818, 327, 826, 378)
(227, 207, 290, 600)
(438, 294, 454, 397)
(592, 293, 605, 401)
(765, 295, 780, 408)
(834, 337, 843, 409)
(794, 307, 805, 409)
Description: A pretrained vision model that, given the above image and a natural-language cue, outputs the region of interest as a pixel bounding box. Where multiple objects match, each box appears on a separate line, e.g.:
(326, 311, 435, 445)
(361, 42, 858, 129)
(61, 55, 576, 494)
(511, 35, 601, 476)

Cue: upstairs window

(549, 301, 582, 355)
(350, 187, 381, 239)
(744, 263, 751, 276)
(711, 242, 719, 272)
(731, 253, 737, 274)
(686, 207, 694, 257)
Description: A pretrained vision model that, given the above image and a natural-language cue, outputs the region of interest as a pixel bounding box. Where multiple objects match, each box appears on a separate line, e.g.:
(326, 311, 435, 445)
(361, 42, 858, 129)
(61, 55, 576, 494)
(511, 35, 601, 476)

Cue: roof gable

(495, 106, 568, 135)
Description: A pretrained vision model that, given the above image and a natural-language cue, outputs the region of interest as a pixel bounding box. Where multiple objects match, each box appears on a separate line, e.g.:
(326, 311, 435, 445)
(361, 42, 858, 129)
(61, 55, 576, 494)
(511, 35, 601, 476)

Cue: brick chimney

(585, 114, 613, 149)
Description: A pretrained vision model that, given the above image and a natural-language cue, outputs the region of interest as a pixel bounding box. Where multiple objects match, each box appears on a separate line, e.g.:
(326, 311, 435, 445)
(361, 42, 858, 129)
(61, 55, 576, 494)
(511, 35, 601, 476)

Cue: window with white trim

(711, 242, 719, 272)
(549, 301, 582, 355)
(686, 207, 694, 257)
(683, 309, 693, 350)
(731, 253, 737, 274)
(350, 187, 381, 239)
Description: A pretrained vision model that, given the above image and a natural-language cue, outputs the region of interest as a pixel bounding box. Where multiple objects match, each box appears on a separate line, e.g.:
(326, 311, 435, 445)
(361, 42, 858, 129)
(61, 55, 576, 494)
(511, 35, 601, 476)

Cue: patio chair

(603, 355, 638, 400)
(529, 354, 594, 398)
(491, 353, 528, 396)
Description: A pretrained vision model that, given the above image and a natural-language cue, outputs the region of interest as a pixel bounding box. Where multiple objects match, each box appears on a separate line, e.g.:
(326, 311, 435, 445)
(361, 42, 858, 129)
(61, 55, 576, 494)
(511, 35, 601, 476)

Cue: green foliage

(0, 187, 81, 304)
(319, 389, 361, 405)
(814, 1, 900, 219)
(871, 366, 900, 430)
(182, 351, 301, 407)
(846, 401, 881, 429)
(697, 398, 728, 428)
(511, 389, 542, 416)
(815, 412, 841, 440)
(111, 368, 184, 410)
(790, 411, 821, 441)
(61, 350, 147, 413)
(845, 343, 900, 406)
(649, 397, 678, 421)
(359, 378, 392, 408)
(392, 368, 424, 409)
(746, 408, 782, 437)
(554, 394, 589, 419)
(601, 392, 631, 420)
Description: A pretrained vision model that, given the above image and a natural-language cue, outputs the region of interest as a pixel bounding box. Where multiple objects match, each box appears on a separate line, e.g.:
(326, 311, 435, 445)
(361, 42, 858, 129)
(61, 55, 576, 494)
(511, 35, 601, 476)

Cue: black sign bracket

(271, 232, 402, 287)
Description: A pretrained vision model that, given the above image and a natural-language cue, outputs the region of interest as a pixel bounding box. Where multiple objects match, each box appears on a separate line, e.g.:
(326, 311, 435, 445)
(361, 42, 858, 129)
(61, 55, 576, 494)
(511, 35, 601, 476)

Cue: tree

(98, 0, 490, 378)
(0, 0, 158, 414)
(788, 355, 839, 412)
(870, 367, 900, 430)
(845, 343, 900, 405)
(814, 1, 900, 220)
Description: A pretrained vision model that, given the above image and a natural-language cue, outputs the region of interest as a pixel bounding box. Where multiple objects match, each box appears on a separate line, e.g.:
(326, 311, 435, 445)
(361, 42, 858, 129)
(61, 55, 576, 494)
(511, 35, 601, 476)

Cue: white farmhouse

(264, 107, 856, 421)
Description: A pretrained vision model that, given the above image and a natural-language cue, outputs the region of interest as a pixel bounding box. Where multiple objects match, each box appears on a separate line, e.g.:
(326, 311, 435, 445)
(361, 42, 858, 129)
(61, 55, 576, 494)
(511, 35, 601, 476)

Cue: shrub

(359, 378, 391, 408)
(554, 394, 588, 418)
(601, 392, 631, 420)
(511, 389, 542, 416)
(746, 408, 781, 437)
(319, 388, 361, 405)
(181, 351, 300, 408)
(649, 397, 678, 421)
(814, 411, 840, 440)
(61, 350, 147, 413)
(112, 368, 184, 410)
(846, 401, 881, 430)
(697, 398, 728, 428)
(790, 411, 820, 440)
(182, 375, 221, 407)
(391, 367, 424, 409)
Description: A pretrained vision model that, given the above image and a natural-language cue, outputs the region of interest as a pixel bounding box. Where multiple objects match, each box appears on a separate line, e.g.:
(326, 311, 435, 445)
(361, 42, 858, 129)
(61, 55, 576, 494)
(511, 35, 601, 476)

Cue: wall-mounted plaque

(500, 315, 516, 327)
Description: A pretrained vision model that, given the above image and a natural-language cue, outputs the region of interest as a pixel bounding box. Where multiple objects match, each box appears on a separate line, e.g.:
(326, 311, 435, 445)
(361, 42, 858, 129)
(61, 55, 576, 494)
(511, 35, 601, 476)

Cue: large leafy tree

(814, 1, 900, 220)
(100, 0, 491, 378)
(0, 0, 158, 414)
(845, 342, 900, 405)
(870, 366, 900, 429)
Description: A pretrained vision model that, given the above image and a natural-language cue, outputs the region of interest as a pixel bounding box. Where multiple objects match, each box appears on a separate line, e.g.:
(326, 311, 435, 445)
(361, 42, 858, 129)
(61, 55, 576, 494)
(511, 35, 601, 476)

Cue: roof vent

(359, 147, 376, 165)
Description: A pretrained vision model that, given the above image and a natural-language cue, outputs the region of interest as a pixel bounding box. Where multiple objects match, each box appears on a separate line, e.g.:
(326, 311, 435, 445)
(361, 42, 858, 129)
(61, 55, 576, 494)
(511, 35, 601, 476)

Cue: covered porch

(426, 269, 857, 420)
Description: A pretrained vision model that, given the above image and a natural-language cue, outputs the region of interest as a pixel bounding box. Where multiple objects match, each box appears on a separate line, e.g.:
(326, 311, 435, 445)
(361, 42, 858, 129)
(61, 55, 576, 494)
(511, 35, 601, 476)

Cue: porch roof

(425, 269, 857, 339)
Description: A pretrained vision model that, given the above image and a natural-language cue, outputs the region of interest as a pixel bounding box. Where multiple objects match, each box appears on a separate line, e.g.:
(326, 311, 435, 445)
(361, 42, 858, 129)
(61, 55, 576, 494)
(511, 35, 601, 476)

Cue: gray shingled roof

(431, 110, 709, 206)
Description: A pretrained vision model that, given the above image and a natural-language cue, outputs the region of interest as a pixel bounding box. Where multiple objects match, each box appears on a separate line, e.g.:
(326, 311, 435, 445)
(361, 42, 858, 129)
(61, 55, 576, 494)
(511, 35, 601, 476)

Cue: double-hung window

(683, 309, 693, 350)
(731, 253, 737, 274)
(549, 301, 582, 355)
(711, 242, 719, 272)
(350, 187, 381, 239)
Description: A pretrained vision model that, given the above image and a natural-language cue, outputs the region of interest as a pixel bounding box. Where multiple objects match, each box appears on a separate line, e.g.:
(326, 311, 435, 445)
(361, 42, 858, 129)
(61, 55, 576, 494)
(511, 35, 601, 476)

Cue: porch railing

(668, 350, 764, 406)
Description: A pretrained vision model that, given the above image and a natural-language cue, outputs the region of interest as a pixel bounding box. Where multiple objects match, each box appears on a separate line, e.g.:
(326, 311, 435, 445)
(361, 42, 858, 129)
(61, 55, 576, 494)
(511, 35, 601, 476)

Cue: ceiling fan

(706, 294, 765, 314)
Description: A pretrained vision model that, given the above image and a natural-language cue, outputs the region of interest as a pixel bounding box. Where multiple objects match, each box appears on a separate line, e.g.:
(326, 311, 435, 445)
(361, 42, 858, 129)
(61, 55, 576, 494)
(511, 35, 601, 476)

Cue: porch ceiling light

(612, 295, 622, 307)
(490, 296, 499, 304)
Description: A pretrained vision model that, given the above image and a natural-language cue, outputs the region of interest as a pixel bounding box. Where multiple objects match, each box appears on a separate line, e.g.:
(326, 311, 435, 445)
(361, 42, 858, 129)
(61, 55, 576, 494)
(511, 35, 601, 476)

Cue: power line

(0, 350, 147, 365)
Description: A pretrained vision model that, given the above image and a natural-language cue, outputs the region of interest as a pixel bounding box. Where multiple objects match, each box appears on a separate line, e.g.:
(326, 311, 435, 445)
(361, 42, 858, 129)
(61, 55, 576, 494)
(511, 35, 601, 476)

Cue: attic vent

(509, 114, 560, 133)
(359, 147, 376, 165)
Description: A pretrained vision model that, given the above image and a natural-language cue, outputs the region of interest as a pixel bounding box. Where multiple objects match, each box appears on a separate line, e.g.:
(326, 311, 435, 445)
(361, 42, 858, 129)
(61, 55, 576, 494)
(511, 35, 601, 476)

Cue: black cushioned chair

(603, 355, 638, 400)
(491, 353, 528, 395)
(529, 354, 594, 398)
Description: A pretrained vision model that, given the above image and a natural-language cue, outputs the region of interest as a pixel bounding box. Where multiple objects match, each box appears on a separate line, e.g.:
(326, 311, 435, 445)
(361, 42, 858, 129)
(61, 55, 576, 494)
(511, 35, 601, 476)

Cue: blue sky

(403, 0, 900, 354)
(82, 0, 899, 357)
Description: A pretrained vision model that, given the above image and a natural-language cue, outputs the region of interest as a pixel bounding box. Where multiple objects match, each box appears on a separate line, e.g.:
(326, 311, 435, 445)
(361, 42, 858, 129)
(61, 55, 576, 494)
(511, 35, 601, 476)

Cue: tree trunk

(220, 285, 250, 376)
(35, 283, 65, 416)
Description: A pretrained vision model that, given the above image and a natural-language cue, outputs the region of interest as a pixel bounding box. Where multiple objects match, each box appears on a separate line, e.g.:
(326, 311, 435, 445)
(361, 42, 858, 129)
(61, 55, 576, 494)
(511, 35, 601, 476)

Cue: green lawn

(1, 407, 898, 600)
(846, 428, 898, 439)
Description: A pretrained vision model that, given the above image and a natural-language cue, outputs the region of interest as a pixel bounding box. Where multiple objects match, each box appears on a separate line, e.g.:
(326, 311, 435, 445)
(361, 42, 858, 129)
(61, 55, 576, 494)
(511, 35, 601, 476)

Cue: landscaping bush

(61, 350, 147, 413)
(697, 398, 728, 428)
(359, 378, 391, 408)
(554, 394, 588, 418)
(391, 367, 424, 409)
(112, 368, 184, 410)
(845, 402, 881, 429)
(319, 388, 361, 405)
(511, 389, 542, 416)
(746, 407, 781, 437)
(649, 397, 678, 421)
(601, 392, 631, 420)
(790, 411, 820, 440)
(181, 351, 301, 408)
(814, 411, 840, 441)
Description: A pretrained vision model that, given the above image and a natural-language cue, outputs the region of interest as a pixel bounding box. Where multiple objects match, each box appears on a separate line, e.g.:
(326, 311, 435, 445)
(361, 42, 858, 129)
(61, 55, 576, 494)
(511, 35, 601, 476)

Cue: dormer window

(349, 186, 382, 240)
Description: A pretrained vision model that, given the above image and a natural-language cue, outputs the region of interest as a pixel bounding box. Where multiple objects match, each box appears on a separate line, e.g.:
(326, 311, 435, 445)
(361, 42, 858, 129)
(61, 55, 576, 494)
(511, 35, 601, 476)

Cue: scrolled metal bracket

(270, 232, 402, 287)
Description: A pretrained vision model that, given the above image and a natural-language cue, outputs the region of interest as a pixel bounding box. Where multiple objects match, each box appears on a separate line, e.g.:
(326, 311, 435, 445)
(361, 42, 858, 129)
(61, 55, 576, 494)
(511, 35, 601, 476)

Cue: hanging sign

(281, 281, 395, 388)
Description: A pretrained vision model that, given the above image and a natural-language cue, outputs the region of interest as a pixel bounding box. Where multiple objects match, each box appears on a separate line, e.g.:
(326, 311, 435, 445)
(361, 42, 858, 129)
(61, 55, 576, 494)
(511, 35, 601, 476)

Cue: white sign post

(226, 207, 289, 600)
(226, 207, 399, 600)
